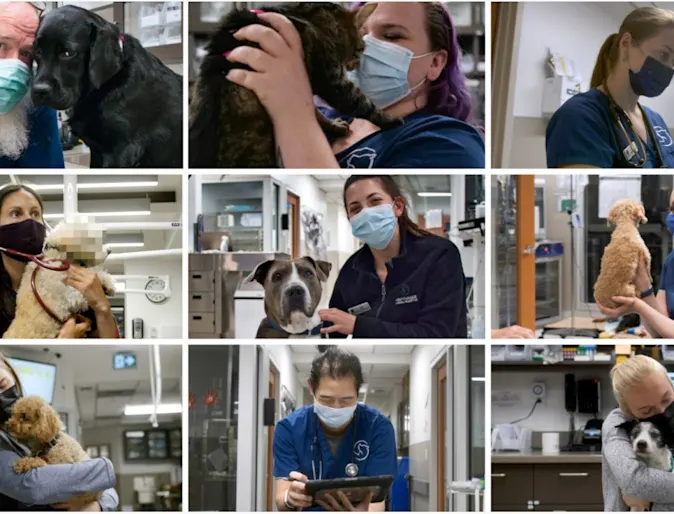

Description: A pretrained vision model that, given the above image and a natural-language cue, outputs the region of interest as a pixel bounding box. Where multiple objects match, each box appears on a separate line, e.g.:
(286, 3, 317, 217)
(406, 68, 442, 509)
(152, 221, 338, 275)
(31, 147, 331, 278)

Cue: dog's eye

(62, 50, 76, 59)
(303, 270, 314, 278)
(271, 272, 282, 282)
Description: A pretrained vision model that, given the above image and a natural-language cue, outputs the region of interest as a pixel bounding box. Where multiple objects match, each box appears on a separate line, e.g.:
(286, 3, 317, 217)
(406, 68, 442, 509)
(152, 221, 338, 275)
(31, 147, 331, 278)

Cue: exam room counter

(492, 451, 603, 511)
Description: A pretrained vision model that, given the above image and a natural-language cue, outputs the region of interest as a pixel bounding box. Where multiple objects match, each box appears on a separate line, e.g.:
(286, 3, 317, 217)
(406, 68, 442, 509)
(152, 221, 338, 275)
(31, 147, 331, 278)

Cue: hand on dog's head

(5, 396, 62, 443)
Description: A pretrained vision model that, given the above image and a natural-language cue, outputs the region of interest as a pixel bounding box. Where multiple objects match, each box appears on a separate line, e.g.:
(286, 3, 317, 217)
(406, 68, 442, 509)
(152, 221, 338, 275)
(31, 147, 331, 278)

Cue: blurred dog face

(32, 5, 123, 110)
(5, 396, 62, 442)
(44, 216, 110, 267)
(607, 199, 648, 227)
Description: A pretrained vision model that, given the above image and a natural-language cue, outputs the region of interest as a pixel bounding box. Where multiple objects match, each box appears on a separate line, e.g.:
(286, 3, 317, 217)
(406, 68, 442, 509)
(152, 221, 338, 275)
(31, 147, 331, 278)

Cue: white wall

(272, 174, 327, 218)
(513, 2, 674, 125)
(491, 368, 616, 432)
(266, 344, 299, 407)
(123, 257, 182, 338)
(409, 345, 445, 446)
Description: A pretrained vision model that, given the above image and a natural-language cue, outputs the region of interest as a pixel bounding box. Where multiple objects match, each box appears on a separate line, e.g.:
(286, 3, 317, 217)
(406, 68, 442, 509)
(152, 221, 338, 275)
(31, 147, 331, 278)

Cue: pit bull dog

(243, 257, 331, 338)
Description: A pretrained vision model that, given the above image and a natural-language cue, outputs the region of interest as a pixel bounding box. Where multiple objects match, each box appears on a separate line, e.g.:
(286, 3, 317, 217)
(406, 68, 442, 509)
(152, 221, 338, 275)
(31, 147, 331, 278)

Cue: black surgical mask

(0, 219, 47, 262)
(0, 385, 20, 424)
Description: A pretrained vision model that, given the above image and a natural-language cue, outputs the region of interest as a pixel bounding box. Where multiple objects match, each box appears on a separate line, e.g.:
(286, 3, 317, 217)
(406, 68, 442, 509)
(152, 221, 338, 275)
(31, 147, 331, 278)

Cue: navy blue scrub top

(0, 106, 65, 168)
(546, 88, 674, 168)
(272, 404, 397, 510)
(659, 249, 674, 319)
(321, 107, 485, 168)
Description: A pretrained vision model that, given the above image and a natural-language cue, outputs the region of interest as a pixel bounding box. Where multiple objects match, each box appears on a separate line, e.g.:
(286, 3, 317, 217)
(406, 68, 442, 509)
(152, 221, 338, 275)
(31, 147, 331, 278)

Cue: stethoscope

(604, 87, 667, 168)
(310, 416, 359, 480)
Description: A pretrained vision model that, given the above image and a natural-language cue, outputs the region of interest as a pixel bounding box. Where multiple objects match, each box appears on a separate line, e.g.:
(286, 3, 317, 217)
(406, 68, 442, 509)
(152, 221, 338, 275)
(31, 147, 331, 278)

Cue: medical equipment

(311, 415, 359, 480)
(535, 241, 564, 325)
(132, 318, 144, 339)
(606, 90, 666, 168)
(454, 215, 485, 338)
(305, 475, 395, 506)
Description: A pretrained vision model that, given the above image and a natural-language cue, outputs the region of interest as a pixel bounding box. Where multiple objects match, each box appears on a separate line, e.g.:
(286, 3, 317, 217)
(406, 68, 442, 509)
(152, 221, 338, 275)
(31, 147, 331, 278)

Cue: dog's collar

(36, 435, 60, 462)
(119, 35, 124, 51)
(266, 317, 324, 337)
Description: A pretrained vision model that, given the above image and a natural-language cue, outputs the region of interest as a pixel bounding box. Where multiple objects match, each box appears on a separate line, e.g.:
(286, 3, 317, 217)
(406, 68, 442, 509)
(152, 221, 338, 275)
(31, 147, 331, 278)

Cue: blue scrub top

(272, 404, 397, 510)
(659, 249, 674, 319)
(546, 88, 674, 168)
(321, 107, 485, 168)
(0, 106, 64, 168)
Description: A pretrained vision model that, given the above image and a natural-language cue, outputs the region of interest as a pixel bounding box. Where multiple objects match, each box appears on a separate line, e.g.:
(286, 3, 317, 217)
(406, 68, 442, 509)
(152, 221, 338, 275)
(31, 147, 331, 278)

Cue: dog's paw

(319, 117, 351, 138)
(14, 457, 46, 473)
(372, 113, 404, 129)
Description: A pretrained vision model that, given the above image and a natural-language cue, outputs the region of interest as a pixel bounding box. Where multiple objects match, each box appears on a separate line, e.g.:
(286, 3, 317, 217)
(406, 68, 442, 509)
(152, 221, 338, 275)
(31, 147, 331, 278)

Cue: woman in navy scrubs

(273, 346, 397, 512)
(597, 190, 674, 336)
(546, 7, 674, 168)
(224, 2, 484, 168)
(318, 175, 467, 338)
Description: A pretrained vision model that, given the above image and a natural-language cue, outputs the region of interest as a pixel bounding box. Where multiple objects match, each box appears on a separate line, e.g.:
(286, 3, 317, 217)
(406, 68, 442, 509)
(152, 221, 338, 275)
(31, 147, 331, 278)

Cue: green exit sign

(113, 352, 137, 370)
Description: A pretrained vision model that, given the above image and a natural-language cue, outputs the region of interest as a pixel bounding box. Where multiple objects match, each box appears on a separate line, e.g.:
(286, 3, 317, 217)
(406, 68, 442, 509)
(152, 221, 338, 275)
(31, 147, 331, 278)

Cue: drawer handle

(492, 473, 507, 478)
(193, 316, 202, 320)
(558, 472, 588, 477)
(193, 295, 202, 300)
(193, 274, 202, 279)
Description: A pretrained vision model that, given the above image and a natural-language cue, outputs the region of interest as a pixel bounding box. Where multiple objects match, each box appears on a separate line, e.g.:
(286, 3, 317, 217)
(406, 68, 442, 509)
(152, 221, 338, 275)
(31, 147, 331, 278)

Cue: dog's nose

(31, 83, 52, 102)
(636, 440, 648, 451)
(287, 286, 305, 298)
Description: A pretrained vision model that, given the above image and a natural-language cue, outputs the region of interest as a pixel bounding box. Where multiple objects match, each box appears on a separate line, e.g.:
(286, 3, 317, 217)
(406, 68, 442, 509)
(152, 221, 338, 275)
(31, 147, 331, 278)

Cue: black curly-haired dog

(189, 3, 402, 168)
(32, 5, 183, 168)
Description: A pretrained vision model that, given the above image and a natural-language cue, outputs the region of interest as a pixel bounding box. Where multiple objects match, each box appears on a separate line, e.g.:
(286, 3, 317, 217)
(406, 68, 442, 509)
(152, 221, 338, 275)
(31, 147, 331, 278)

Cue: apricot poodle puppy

(5, 396, 102, 508)
(594, 199, 652, 309)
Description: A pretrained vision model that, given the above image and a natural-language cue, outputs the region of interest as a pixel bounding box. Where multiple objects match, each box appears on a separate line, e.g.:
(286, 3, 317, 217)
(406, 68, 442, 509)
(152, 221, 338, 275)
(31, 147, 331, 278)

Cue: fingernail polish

(250, 9, 264, 14)
(223, 51, 231, 57)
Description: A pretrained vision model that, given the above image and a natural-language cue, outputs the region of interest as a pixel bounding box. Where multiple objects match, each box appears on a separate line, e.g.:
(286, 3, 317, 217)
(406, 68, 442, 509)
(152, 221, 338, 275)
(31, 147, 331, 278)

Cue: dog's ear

(88, 19, 123, 89)
(639, 204, 648, 224)
(243, 260, 274, 285)
(617, 419, 637, 434)
(303, 256, 332, 282)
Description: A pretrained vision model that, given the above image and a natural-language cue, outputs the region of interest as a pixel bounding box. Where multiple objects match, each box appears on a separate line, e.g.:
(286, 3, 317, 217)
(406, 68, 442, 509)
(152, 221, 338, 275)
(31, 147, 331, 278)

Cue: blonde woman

(605, 355, 674, 511)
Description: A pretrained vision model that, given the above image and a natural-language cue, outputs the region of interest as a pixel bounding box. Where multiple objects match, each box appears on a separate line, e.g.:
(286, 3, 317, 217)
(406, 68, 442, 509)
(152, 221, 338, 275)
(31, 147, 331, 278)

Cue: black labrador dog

(32, 5, 183, 168)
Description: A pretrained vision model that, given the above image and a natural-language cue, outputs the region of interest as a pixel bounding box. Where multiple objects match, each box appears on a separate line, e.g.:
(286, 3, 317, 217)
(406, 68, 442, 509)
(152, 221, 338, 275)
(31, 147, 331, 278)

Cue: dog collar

(266, 317, 324, 337)
(36, 436, 60, 462)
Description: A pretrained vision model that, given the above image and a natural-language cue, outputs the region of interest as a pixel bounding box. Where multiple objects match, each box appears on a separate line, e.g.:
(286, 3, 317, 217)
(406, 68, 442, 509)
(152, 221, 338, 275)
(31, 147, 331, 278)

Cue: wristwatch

(639, 286, 655, 299)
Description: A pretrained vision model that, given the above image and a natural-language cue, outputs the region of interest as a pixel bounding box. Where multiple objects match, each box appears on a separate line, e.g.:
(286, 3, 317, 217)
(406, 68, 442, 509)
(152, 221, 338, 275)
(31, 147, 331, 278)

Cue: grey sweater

(0, 430, 118, 510)
(603, 408, 674, 511)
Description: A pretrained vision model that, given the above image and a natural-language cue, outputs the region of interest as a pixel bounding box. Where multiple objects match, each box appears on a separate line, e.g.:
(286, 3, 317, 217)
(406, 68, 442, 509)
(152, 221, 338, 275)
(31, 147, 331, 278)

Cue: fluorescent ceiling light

(106, 242, 145, 248)
(44, 211, 152, 220)
(417, 192, 452, 197)
(471, 377, 485, 382)
(124, 403, 182, 416)
(31, 181, 159, 191)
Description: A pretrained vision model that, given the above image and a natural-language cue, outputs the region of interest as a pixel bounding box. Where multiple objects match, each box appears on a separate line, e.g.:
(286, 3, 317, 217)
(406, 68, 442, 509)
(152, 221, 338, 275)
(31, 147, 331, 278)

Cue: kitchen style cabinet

(492, 463, 603, 511)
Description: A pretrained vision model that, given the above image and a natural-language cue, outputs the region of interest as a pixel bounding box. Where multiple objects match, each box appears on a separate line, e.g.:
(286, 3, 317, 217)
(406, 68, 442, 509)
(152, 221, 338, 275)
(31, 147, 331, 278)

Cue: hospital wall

(506, 2, 674, 168)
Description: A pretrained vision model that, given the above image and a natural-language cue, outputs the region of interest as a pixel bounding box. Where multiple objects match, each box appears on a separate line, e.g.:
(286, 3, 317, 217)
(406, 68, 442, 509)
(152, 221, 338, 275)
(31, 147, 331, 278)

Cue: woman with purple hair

(225, 2, 484, 168)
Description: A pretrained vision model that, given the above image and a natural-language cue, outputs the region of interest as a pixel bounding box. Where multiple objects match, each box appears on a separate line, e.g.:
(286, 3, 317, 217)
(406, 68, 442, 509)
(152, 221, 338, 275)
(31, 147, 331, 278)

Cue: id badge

(348, 302, 371, 316)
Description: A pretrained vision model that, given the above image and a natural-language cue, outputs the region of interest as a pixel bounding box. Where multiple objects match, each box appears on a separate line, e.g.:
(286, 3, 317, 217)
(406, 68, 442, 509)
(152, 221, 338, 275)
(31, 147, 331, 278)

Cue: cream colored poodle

(3, 217, 115, 339)
(5, 396, 102, 508)
(594, 199, 652, 309)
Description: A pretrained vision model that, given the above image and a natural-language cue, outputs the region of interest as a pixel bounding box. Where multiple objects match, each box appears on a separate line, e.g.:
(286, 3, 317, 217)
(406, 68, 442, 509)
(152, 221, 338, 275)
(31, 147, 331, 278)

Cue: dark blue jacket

(0, 106, 64, 168)
(328, 230, 467, 338)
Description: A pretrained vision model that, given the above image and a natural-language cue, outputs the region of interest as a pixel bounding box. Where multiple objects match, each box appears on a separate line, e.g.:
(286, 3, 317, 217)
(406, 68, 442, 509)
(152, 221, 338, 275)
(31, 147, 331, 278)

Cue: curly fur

(5, 396, 102, 509)
(594, 199, 652, 309)
(189, 2, 403, 168)
(3, 217, 115, 339)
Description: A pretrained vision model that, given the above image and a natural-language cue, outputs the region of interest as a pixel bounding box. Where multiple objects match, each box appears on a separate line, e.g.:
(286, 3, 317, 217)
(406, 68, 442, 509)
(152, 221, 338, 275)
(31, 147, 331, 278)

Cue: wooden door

(436, 361, 448, 510)
(516, 176, 536, 329)
(266, 365, 279, 511)
(492, 2, 501, 61)
(287, 192, 300, 259)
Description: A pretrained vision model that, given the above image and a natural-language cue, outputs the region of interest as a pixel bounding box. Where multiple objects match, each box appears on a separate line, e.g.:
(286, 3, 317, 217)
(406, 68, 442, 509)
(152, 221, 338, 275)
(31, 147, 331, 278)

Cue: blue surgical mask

(629, 55, 674, 98)
(667, 213, 674, 235)
(0, 59, 31, 115)
(350, 203, 397, 250)
(347, 34, 432, 109)
(314, 401, 357, 429)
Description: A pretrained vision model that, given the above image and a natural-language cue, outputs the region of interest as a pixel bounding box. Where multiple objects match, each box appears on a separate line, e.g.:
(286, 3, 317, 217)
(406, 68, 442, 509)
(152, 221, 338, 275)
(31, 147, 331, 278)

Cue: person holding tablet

(273, 346, 397, 512)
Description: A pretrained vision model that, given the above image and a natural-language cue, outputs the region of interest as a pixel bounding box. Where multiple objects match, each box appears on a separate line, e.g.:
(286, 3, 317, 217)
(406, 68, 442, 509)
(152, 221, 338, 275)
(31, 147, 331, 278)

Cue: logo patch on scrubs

(343, 147, 377, 168)
(395, 294, 419, 306)
(654, 126, 673, 147)
(353, 440, 370, 461)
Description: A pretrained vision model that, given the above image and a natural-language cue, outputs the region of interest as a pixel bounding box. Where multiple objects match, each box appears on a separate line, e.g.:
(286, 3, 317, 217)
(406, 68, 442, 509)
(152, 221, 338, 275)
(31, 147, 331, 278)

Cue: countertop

(492, 450, 603, 464)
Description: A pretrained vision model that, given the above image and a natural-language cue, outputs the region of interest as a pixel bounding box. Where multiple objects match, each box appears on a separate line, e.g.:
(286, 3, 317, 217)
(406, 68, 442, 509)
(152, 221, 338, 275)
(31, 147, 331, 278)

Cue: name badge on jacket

(348, 302, 371, 316)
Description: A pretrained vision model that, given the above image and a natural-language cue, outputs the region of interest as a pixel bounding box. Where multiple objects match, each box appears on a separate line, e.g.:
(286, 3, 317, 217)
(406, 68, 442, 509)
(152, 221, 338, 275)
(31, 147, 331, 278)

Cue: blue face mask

(314, 401, 357, 429)
(629, 55, 674, 98)
(350, 203, 397, 250)
(667, 213, 674, 235)
(347, 34, 433, 109)
(0, 59, 31, 115)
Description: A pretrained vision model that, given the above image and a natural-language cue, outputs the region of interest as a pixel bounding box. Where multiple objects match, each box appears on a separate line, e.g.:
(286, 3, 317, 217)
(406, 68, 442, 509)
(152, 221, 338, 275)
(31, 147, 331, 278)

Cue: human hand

(316, 491, 375, 512)
(492, 325, 535, 339)
(225, 12, 315, 126)
(51, 501, 101, 511)
(596, 296, 640, 318)
(64, 265, 110, 313)
(286, 471, 313, 509)
(621, 492, 649, 510)
(58, 315, 91, 339)
(634, 255, 652, 292)
(319, 309, 356, 336)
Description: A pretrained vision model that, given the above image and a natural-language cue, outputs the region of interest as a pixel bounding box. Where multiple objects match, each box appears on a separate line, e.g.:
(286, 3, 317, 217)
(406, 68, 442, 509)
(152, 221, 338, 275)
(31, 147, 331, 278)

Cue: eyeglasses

(29, 2, 46, 17)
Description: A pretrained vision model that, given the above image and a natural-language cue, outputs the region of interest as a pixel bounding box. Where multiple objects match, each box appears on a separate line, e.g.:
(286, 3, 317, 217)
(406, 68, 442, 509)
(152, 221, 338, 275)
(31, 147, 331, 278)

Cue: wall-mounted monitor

(6, 357, 56, 404)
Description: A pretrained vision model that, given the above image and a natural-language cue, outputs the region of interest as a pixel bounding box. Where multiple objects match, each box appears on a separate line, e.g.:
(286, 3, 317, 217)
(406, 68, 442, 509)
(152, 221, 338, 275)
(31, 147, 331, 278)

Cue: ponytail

(590, 33, 619, 88)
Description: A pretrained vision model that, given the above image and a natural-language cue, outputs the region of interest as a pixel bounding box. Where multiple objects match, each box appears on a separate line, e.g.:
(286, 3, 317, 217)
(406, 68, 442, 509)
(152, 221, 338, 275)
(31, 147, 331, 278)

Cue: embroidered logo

(354, 440, 370, 461)
(343, 147, 377, 168)
(654, 126, 673, 147)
